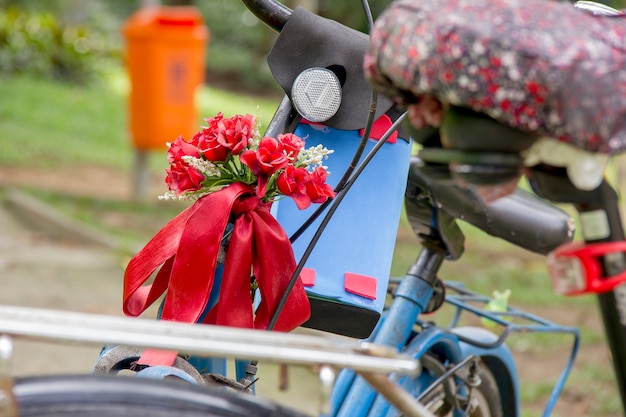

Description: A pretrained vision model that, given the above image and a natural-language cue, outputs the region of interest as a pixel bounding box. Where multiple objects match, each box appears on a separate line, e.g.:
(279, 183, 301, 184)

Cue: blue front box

(273, 122, 411, 338)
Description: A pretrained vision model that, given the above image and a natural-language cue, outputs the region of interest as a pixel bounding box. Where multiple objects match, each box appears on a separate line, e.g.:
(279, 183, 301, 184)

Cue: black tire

(13, 374, 307, 417)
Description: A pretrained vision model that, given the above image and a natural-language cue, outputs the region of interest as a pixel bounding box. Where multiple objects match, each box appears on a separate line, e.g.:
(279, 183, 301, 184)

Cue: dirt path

(0, 165, 165, 201)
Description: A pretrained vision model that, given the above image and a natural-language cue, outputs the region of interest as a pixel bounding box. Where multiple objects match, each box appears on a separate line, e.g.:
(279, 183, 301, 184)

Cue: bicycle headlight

(291, 67, 342, 123)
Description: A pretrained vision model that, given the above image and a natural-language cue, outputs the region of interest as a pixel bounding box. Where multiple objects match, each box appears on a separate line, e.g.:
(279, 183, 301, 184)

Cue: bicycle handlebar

(241, 0, 292, 32)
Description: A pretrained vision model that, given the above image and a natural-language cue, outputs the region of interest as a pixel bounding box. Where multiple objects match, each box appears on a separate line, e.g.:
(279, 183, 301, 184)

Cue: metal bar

(530, 170, 626, 413)
(574, 181, 626, 414)
(0, 305, 419, 375)
(359, 372, 436, 417)
(439, 279, 582, 417)
(263, 95, 301, 139)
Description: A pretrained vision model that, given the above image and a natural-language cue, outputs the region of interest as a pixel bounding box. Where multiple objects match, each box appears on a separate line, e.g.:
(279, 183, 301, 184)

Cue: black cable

(361, 0, 375, 32)
(333, 0, 378, 192)
(334, 97, 378, 192)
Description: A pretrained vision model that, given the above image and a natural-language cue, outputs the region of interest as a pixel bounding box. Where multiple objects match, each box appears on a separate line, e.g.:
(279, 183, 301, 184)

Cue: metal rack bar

(0, 305, 419, 375)
(440, 281, 580, 417)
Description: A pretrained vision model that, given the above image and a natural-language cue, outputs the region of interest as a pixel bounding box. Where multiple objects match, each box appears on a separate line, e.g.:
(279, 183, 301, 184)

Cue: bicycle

(0, 0, 623, 416)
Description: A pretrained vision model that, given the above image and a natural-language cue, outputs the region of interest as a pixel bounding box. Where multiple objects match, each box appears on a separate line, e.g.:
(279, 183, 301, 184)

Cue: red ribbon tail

(251, 209, 311, 331)
(135, 183, 251, 366)
(159, 183, 250, 323)
(123, 205, 196, 317)
(215, 214, 256, 328)
(124, 182, 308, 367)
(123, 207, 196, 367)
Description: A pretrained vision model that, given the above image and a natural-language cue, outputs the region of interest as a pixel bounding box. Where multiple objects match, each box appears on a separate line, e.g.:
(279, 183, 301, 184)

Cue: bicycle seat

(365, 0, 626, 155)
(407, 157, 575, 256)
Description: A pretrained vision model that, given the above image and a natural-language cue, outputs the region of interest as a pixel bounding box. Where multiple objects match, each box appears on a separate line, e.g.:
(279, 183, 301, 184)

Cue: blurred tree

(190, 0, 277, 92)
(317, 0, 391, 32)
(291, 0, 319, 13)
(9, 0, 625, 92)
(0, 1, 125, 83)
(0, 0, 394, 90)
(190, 0, 392, 93)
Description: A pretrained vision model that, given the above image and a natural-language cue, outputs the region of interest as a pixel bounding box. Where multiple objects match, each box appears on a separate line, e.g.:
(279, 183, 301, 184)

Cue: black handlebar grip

(241, 0, 292, 32)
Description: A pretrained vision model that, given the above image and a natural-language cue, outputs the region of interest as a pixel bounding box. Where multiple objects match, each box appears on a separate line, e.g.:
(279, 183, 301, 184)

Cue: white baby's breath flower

(297, 145, 334, 169)
(248, 135, 260, 148)
(158, 190, 185, 201)
(182, 156, 221, 177)
(158, 189, 207, 201)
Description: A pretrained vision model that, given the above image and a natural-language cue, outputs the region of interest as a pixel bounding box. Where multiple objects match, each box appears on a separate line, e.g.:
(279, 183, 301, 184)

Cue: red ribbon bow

(123, 182, 311, 366)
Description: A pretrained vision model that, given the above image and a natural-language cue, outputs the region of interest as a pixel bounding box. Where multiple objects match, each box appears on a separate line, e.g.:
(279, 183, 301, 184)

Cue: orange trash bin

(123, 7, 209, 151)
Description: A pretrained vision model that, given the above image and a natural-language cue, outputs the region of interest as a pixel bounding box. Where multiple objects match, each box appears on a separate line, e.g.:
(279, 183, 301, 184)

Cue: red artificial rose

(167, 135, 200, 164)
(165, 160, 205, 195)
(240, 137, 289, 176)
(241, 137, 289, 198)
(217, 114, 256, 156)
(278, 133, 305, 162)
(197, 113, 229, 162)
(277, 165, 311, 209)
(204, 112, 224, 128)
(305, 167, 336, 204)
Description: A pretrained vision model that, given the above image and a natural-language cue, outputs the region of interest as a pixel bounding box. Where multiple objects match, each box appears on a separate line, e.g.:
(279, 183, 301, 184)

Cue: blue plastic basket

(273, 122, 411, 338)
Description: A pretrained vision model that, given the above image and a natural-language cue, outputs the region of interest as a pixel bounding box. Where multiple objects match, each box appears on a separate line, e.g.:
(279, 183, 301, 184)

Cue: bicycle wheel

(13, 374, 308, 417)
(419, 355, 503, 417)
(462, 366, 502, 417)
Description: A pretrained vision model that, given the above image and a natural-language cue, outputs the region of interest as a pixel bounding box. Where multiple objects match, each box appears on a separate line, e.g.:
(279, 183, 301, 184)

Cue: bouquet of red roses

(123, 112, 335, 366)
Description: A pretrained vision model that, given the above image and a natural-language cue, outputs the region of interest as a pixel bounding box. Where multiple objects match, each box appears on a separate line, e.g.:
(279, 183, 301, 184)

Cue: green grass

(0, 70, 281, 246)
(0, 75, 128, 169)
(0, 72, 280, 173)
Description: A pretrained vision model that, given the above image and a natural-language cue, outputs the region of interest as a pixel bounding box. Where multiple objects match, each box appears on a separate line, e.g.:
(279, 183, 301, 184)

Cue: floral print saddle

(365, 0, 626, 154)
